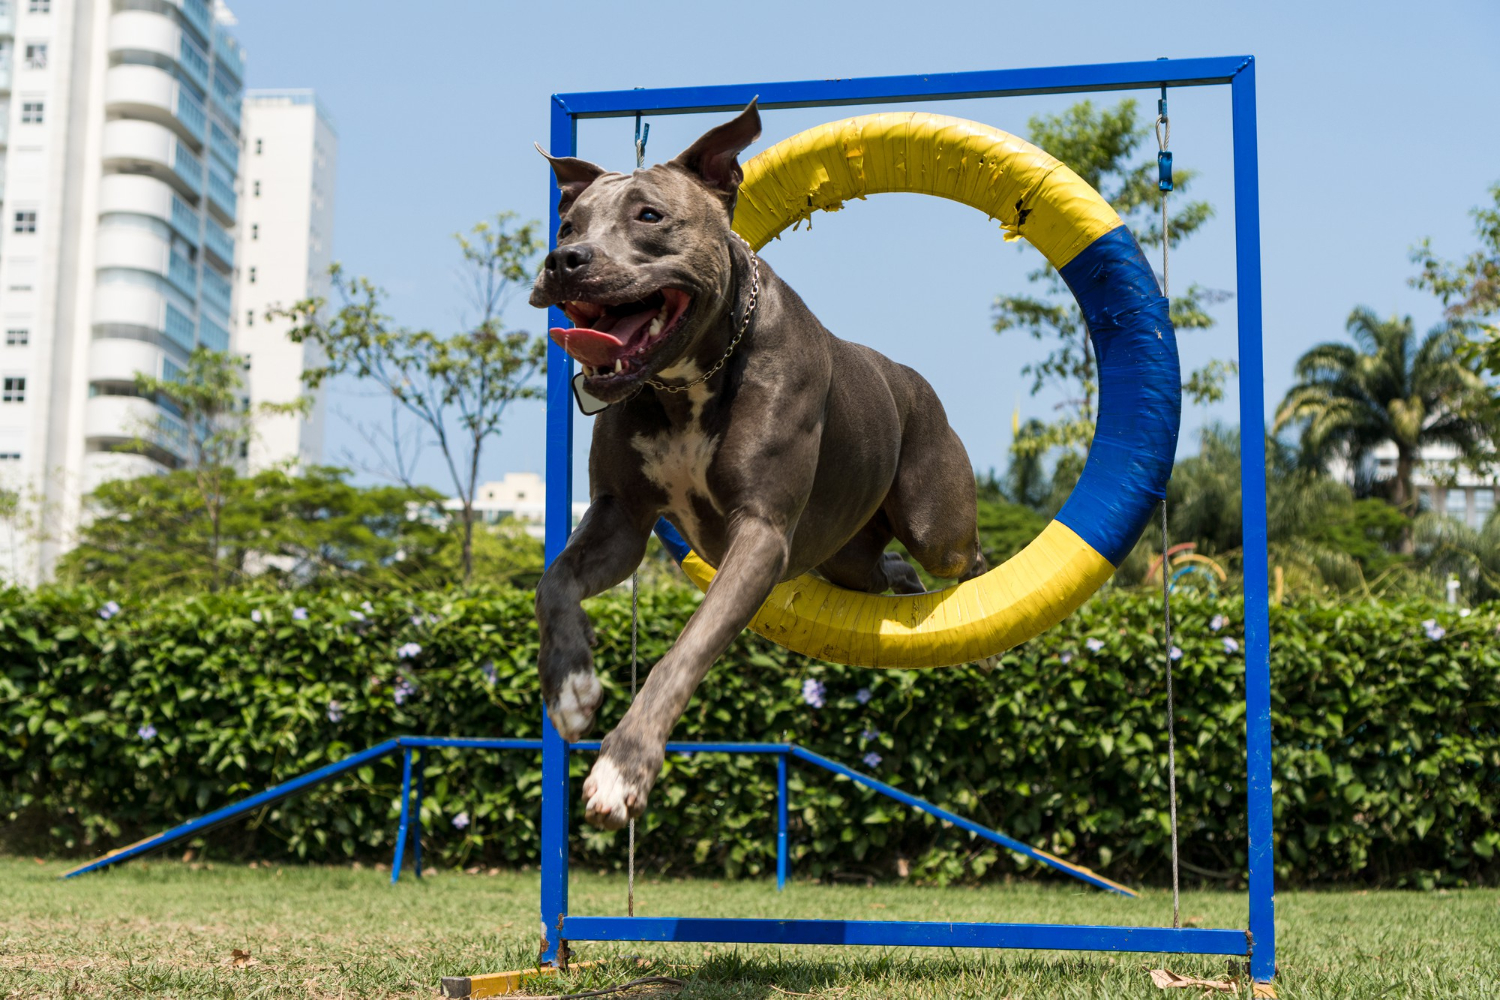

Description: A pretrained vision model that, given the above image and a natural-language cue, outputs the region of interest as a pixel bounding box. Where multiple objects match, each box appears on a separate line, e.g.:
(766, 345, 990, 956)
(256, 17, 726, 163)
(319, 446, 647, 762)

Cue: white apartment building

(0, 0, 243, 584)
(1367, 441, 1497, 530)
(442, 472, 588, 540)
(234, 88, 334, 471)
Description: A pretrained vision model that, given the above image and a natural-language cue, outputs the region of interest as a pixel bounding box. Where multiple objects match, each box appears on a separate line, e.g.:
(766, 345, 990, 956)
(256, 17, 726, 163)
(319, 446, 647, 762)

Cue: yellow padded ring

(676, 113, 1128, 668)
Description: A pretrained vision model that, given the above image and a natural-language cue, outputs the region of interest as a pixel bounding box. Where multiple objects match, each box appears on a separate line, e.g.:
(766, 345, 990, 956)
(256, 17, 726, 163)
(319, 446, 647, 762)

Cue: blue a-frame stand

(540, 56, 1275, 985)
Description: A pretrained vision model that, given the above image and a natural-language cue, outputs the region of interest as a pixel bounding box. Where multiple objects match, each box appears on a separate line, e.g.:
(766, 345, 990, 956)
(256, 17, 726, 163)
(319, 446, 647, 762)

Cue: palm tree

(1273, 308, 1494, 551)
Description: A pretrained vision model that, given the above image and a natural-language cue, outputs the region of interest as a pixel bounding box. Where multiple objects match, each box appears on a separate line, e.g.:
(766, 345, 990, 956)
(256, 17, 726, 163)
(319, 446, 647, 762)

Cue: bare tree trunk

(462, 501, 475, 582)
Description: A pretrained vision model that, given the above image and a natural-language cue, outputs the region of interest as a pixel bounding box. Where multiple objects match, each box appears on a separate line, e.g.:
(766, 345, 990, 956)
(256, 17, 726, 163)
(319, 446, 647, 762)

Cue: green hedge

(2, 585, 1497, 888)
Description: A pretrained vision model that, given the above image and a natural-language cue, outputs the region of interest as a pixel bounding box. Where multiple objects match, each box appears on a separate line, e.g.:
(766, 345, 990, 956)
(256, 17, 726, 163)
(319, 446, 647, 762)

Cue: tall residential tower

(234, 88, 334, 472)
(0, 0, 244, 583)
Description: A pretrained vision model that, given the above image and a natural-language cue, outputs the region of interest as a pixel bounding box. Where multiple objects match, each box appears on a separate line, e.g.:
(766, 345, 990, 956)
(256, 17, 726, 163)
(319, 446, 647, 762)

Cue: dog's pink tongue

(549, 327, 624, 367)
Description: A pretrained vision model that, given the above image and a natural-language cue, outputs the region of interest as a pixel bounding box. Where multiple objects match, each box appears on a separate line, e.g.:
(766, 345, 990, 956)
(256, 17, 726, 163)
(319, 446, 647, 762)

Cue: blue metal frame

(542, 55, 1273, 983)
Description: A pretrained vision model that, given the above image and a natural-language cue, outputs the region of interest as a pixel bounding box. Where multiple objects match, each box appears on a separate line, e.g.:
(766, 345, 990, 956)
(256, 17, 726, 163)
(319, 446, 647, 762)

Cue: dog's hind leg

(816, 512, 925, 594)
(883, 389, 988, 583)
(535, 495, 655, 741)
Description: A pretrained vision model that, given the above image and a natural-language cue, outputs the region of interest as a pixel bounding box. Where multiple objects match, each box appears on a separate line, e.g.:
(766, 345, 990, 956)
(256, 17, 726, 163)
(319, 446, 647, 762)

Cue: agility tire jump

(653, 112, 1181, 669)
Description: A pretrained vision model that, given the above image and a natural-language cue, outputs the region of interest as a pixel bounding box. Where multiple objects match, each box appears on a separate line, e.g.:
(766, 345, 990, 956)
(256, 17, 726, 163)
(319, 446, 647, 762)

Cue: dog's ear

(535, 144, 607, 214)
(670, 99, 761, 202)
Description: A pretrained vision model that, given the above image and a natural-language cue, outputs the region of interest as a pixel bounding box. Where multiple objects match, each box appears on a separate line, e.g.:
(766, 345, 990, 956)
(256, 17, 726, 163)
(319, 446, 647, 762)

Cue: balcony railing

(174, 85, 207, 143)
(200, 265, 231, 315)
(170, 195, 199, 245)
(204, 217, 233, 268)
(198, 315, 229, 352)
(178, 34, 209, 91)
(207, 165, 235, 223)
(172, 141, 203, 197)
(211, 77, 241, 133)
(167, 251, 197, 298)
(208, 121, 237, 170)
(212, 29, 243, 84)
(179, 0, 212, 43)
(164, 303, 195, 352)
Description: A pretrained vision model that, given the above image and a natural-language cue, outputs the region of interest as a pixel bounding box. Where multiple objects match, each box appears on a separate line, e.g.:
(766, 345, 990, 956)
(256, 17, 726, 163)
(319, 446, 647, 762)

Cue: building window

(13, 211, 36, 233)
(21, 101, 43, 124)
(2, 377, 25, 403)
(1445, 487, 1468, 520)
(0, 452, 20, 461)
(252, 180, 261, 197)
(245, 309, 254, 327)
(28, 0, 49, 11)
(248, 266, 257, 284)
(1474, 488, 1495, 528)
(5, 329, 27, 346)
(255, 138, 263, 155)
(24, 43, 46, 69)
(251, 223, 259, 240)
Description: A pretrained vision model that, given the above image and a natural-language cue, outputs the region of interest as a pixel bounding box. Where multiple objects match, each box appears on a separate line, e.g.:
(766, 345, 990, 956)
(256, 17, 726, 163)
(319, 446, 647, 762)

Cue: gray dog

(530, 101, 986, 829)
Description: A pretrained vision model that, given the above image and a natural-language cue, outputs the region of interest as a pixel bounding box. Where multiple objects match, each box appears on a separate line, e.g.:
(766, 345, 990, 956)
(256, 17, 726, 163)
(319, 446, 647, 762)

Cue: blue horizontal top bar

(556, 56, 1252, 119)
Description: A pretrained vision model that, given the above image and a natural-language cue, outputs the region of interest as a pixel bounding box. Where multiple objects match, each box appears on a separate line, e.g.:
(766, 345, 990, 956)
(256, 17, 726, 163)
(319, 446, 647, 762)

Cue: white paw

(582, 756, 642, 830)
(976, 654, 1002, 673)
(548, 671, 601, 741)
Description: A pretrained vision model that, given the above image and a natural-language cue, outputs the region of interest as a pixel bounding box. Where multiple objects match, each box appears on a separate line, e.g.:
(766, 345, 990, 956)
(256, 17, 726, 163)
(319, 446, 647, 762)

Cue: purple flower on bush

(99, 601, 121, 620)
(137, 724, 157, 741)
(397, 642, 422, 660)
(862, 751, 882, 768)
(801, 678, 826, 709)
(1422, 618, 1446, 641)
(861, 727, 880, 741)
(1060, 651, 1074, 665)
(410, 615, 425, 628)
(1222, 637, 1240, 654)
(1170, 645, 1183, 661)
(1085, 637, 1104, 653)
(855, 687, 873, 705)
(480, 660, 499, 685)
(292, 607, 308, 621)
(1210, 614, 1228, 631)
(350, 610, 366, 622)
(251, 609, 263, 623)
(327, 700, 344, 723)
(452, 811, 470, 830)
(394, 677, 416, 705)
(361, 601, 375, 614)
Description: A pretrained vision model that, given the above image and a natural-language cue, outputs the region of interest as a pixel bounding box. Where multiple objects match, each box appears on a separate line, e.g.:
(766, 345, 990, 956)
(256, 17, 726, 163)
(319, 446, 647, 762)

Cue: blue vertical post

(392, 748, 414, 884)
(1231, 57, 1275, 985)
(413, 749, 425, 879)
(539, 93, 578, 969)
(776, 752, 789, 892)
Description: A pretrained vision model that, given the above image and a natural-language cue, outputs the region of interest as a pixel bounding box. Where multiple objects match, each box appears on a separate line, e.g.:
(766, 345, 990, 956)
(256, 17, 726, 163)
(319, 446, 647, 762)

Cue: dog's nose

(544, 244, 595, 276)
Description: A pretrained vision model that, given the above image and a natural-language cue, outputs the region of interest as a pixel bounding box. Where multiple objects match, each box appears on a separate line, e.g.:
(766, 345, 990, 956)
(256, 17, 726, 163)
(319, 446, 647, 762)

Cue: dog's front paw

(545, 670, 603, 741)
(581, 747, 660, 830)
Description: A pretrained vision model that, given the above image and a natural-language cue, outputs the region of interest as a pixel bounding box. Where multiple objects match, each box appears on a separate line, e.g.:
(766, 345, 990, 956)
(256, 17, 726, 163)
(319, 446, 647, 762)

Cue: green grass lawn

(3, 855, 1496, 998)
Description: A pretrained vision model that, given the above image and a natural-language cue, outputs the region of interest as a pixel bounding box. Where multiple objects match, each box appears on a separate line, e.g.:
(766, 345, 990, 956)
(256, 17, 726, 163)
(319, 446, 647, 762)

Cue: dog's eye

(637, 208, 663, 223)
(558, 221, 574, 238)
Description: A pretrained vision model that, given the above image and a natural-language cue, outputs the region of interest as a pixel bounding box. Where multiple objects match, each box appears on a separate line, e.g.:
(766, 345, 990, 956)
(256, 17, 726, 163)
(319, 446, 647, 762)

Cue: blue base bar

(562, 916, 1248, 955)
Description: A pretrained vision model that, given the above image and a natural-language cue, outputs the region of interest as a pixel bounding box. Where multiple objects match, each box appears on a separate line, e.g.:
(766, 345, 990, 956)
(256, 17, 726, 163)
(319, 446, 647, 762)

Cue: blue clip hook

(1156, 85, 1172, 192)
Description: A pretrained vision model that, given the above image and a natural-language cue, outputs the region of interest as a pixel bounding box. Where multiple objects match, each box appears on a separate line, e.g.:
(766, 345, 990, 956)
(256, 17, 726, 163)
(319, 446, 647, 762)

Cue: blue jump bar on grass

(561, 916, 1249, 955)
(60, 738, 403, 878)
(556, 56, 1252, 117)
(790, 747, 1134, 897)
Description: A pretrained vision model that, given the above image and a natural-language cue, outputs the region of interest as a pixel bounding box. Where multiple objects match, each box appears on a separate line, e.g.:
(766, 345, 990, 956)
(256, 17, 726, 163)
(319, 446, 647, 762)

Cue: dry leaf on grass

(1150, 968, 1237, 993)
(230, 948, 254, 969)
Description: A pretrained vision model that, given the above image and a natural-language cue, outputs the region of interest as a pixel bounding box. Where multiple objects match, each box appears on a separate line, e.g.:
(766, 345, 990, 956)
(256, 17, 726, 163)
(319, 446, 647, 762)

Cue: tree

(1414, 506, 1500, 603)
(995, 99, 1229, 461)
(277, 213, 548, 583)
(59, 466, 449, 593)
(128, 346, 307, 590)
(1411, 181, 1500, 371)
(1273, 308, 1494, 550)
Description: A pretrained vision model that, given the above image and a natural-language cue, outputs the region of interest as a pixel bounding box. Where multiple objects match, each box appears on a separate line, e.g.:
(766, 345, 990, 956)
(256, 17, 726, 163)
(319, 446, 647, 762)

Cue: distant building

(0, 0, 245, 583)
(442, 472, 588, 539)
(234, 89, 335, 471)
(1364, 441, 1497, 529)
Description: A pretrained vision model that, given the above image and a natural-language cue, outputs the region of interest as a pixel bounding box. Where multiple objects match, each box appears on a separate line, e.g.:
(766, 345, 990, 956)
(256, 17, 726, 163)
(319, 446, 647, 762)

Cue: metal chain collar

(645, 233, 759, 393)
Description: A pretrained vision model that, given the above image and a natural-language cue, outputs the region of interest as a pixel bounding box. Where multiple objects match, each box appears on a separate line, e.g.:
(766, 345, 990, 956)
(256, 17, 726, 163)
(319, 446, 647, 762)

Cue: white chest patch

(631, 383, 720, 544)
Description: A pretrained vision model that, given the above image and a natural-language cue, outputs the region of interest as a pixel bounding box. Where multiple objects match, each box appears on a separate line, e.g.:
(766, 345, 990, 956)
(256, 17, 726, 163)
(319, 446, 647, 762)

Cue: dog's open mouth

(550, 288, 692, 380)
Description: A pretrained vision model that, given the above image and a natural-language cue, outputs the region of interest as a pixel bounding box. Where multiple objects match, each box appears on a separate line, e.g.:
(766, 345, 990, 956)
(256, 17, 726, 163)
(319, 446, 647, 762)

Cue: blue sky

(232, 0, 1500, 500)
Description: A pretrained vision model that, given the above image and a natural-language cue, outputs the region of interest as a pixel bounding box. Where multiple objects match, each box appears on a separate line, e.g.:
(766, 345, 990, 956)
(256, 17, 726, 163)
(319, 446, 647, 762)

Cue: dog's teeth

(615, 359, 624, 374)
(648, 316, 663, 338)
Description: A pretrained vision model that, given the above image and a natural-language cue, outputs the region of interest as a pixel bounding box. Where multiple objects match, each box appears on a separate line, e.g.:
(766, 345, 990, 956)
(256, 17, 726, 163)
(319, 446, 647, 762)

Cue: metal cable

(1156, 102, 1181, 930)
(628, 570, 638, 917)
